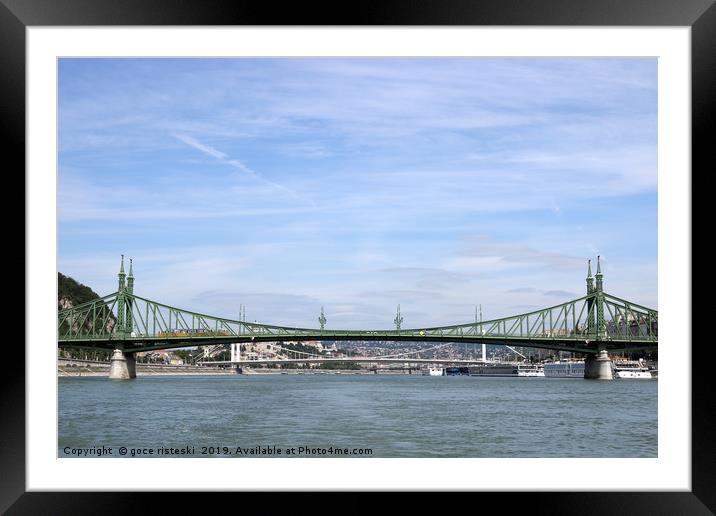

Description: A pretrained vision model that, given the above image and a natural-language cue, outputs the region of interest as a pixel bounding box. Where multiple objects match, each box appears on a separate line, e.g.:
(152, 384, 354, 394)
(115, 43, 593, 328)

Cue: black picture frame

(5, 0, 711, 513)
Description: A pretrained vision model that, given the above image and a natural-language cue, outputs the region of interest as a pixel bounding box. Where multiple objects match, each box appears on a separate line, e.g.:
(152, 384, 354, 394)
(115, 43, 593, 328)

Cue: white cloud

(172, 132, 315, 206)
(172, 133, 229, 160)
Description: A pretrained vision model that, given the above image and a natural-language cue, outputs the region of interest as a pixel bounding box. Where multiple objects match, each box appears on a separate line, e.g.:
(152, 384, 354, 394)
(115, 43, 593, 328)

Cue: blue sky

(58, 58, 657, 329)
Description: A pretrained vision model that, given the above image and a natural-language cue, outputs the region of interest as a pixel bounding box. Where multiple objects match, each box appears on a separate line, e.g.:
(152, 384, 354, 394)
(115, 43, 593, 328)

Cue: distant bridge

(198, 342, 489, 367)
(204, 358, 486, 366)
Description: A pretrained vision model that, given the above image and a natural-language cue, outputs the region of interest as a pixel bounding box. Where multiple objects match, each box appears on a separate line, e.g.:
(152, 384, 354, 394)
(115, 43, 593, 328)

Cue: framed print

(6, 0, 712, 513)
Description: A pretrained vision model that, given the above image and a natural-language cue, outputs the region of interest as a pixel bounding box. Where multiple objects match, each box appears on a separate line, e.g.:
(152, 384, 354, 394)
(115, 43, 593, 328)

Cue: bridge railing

(602, 293, 658, 340)
(58, 292, 119, 340)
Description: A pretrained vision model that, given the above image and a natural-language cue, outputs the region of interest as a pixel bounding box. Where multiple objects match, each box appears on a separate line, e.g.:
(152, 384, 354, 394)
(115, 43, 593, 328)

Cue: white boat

(468, 363, 544, 377)
(518, 364, 545, 377)
(615, 369, 652, 379)
(543, 361, 585, 378)
(613, 360, 653, 379)
(422, 367, 444, 376)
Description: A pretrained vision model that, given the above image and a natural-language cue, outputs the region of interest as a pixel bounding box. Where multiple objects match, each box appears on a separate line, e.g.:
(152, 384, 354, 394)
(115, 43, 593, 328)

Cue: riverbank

(58, 367, 410, 377)
(57, 359, 410, 377)
(244, 370, 407, 375)
(58, 358, 234, 376)
(58, 366, 237, 377)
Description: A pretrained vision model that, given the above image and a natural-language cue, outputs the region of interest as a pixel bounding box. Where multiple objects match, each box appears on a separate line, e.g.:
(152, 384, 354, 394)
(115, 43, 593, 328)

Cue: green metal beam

(58, 289, 657, 354)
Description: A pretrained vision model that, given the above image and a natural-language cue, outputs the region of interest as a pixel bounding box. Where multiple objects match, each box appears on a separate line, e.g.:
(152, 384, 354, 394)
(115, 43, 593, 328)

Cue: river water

(58, 374, 657, 458)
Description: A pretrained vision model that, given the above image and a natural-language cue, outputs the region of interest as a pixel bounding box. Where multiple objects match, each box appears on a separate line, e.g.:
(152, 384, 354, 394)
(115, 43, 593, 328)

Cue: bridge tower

(586, 259, 595, 336)
(595, 255, 605, 338)
(584, 256, 612, 380)
(108, 255, 137, 379)
(476, 304, 486, 362)
(125, 258, 134, 335)
(238, 304, 245, 334)
(394, 305, 403, 331)
(116, 255, 126, 338)
(230, 306, 244, 373)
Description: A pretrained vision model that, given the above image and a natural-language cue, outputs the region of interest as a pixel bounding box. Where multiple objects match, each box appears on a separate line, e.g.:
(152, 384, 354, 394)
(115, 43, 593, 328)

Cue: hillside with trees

(58, 272, 103, 310)
(58, 273, 114, 360)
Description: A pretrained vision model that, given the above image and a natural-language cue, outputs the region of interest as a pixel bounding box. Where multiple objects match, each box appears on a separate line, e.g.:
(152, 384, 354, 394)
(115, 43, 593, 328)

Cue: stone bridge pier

(584, 349, 613, 380)
(109, 348, 137, 379)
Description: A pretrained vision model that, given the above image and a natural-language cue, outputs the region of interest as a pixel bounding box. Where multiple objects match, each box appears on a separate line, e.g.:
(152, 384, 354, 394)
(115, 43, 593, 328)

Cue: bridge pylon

(109, 347, 136, 379)
(107, 255, 138, 379)
(584, 349, 613, 380)
(116, 255, 126, 339)
(595, 255, 606, 340)
(584, 256, 613, 379)
(231, 343, 241, 363)
(126, 258, 134, 335)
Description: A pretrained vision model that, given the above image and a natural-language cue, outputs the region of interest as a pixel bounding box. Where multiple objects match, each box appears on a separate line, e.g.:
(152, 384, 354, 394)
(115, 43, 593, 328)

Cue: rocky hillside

(58, 273, 115, 333)
(58, 273, 102, 308)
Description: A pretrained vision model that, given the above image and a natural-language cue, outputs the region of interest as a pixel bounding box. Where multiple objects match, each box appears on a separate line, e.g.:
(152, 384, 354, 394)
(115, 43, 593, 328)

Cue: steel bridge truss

(58, 290, 658, 355)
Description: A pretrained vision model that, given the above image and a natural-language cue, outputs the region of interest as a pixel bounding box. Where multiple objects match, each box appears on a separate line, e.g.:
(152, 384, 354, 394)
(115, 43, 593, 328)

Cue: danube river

(58, 374, 657, 458)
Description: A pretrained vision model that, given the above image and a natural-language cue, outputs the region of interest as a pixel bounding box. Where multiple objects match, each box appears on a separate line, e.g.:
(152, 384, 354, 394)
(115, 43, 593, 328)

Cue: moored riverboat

(422, 366, 444, 376)
(543, 361, 585, 378)
(468, 363, 544, 377)
(613, 359, 654, 379)
(444, 366, 470, 376)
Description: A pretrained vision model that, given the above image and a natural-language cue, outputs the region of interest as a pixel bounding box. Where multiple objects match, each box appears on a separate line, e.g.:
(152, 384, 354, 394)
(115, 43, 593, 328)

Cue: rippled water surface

(59, 374, 657, 457)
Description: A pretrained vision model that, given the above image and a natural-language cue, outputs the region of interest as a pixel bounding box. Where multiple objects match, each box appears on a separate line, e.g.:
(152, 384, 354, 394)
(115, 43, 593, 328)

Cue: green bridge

(58, 256, 657, 379)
